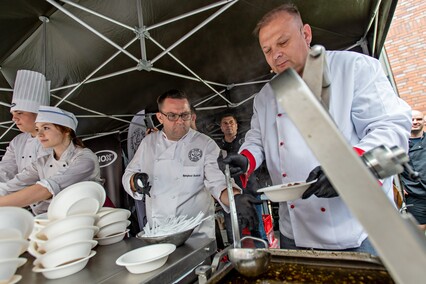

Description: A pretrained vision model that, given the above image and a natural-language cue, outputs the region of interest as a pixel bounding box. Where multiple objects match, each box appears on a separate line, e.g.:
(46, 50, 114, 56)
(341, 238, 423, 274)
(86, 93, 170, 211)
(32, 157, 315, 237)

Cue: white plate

(116, 244, 176, 274)
(257, 180, 317, 202)
(7, 274, 22, 284)
(33, 250, 96, 279)
(48, 182, 106, 220)
(94, 229, 129, 246)
(0, 207, 34, 240)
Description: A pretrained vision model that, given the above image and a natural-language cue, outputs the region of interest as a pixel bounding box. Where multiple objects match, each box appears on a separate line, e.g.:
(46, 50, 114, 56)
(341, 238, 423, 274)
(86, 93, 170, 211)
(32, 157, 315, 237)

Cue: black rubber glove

(217, 152, 249, 177)
(302, 166, 338, 199)
(234, 194, 262, 231)
(132, 173, 151, 201)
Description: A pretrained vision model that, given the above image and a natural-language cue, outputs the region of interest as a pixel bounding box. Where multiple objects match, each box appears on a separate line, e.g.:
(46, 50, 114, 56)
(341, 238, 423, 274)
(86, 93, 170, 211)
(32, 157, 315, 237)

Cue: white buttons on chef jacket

(154, 177, 158, 181)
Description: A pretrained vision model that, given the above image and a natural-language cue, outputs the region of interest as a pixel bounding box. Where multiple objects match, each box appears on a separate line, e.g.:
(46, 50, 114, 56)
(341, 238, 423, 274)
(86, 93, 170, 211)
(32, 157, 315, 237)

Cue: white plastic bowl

(33, 250, 96, 279)
(116, 243, 176, 274)
(0, 258, 27, 283)
(257, 180, 317, 202)
(96, 209, 131, 228)
(0, 207, 34, 239)
(34, 213, 50, 225)
(36, 214, 97, 240)
(96, 220, 131, 238)
(0, 228, 22, 240)
(94, 229, 129, 246)
(0, 239, 29, 259)
(35, 226, 98, 253)
(96, 207, 115, 218)
(34, 240, 96, 269)
(66, 197, 101, 216)
(48, 181, 106, 221)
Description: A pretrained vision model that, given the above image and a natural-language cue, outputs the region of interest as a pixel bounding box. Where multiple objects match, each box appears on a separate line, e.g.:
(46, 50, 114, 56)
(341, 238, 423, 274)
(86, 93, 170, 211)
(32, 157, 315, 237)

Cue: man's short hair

(220, 113, 238, 124)
(253, 3, 302, 37)
(157, 89, 189, 110)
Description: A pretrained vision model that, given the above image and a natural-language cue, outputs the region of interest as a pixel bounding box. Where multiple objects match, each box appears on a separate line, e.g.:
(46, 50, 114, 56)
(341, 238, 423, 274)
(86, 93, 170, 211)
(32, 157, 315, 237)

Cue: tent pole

(151, 0, 238, 64)
(54, 37, 138, 105)
(59, 0, 134, 31)
(46, 0, 139, 63)
(147, 0, 233, 31)
(136, 0, 147, 61)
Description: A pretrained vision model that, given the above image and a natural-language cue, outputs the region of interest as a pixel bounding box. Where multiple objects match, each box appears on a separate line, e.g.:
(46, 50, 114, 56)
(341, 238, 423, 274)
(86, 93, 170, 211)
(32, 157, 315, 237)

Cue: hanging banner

(127, 109, 146, 161)
(84, 133, 123, 208)
(127, 109, 149, 229)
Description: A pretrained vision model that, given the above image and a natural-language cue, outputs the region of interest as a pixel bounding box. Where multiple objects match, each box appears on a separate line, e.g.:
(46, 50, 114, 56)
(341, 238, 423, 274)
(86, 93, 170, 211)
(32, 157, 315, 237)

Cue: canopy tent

(0, 0, 398, 154)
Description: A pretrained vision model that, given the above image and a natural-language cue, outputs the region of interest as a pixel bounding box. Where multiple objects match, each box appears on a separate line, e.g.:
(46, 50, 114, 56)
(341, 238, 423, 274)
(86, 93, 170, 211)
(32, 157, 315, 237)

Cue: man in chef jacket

(0, 70, 50, 183)
(220, 4, 412, 254)
(122, 89, 261, 239)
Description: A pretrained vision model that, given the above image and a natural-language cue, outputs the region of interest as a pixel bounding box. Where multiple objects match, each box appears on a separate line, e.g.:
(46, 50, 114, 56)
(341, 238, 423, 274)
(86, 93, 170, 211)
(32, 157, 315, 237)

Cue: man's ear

(156, 112, 163, 124)
(302, 24, 312, 46)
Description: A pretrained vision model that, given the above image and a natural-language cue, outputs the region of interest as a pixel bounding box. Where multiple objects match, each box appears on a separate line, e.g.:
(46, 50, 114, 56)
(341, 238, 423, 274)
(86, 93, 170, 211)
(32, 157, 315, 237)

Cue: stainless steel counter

(18, 237, 217, 284)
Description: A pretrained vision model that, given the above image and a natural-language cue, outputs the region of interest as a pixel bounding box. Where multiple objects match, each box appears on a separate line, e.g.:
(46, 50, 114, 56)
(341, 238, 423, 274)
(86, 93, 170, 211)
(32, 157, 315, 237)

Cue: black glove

(217, 152, 249, 177)
(302, 166, 338, 199)
(234, 194, 262, 231)
(132, 173, 151, 201)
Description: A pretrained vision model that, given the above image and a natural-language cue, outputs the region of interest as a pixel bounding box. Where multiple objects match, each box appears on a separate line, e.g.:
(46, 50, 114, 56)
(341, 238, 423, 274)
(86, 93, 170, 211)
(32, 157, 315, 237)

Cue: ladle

(224, 163, 271, 277)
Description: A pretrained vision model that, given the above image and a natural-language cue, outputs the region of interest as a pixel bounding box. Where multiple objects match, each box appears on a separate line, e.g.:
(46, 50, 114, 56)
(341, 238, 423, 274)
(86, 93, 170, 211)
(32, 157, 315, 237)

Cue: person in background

(218, 113, 268, 246)
(0, 106, 102, 215)
(122, 89, 260, 239)
(400, 110, 426, 231)
(219, 3, 411, 254)
(0, 70, 50, 182)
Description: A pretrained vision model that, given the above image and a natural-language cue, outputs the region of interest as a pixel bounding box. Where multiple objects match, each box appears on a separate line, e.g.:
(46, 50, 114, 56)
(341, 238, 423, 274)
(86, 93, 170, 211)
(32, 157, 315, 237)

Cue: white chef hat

(36, 106, 78, 132)
(10, 70, 50, 113)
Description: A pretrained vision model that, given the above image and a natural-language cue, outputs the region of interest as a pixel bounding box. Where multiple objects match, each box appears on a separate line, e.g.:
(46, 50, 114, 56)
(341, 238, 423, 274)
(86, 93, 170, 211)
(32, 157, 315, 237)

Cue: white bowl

(34, 213, 50, 225)
(94, 229, 129, 246)
(0, 258, 27, 283)
(33, 250, 96, 279)
(66, 197, 101, 216)
(96, 220, 131, 238)
(0, 228, 22, 240)
(96, 209, 131, 228)
(0, 207, 34, 239)
(36, 214, 97, 240)
(257, 179, 317, 202)
(96, 207, 116, 218)
(4, 274, 22, 284)
(116, 243, 176, 274)
(0, 239, 29, 259)
(48, 181, 106, 221)
(34, 240, 96, 269)
(35, 226, 98, 253)
(27, 241, 42, 258)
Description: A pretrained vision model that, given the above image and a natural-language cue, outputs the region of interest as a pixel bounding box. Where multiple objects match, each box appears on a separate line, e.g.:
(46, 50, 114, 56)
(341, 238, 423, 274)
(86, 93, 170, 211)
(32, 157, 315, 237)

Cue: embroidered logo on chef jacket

(188, 148, 202, 162)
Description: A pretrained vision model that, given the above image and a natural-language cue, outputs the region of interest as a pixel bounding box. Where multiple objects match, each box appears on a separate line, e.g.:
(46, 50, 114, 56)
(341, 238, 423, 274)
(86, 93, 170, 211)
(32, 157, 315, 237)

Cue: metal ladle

(224, 164, 271, 277)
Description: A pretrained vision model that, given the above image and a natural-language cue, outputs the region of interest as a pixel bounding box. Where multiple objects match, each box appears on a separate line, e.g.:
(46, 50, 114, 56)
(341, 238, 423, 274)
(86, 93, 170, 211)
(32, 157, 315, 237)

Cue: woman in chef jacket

(0, 106, 102, 215)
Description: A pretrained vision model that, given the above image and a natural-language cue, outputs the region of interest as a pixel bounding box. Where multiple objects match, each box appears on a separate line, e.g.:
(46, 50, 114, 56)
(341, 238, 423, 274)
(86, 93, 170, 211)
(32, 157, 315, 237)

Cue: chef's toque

(10, 70, 50, 113)
(36, 106, 78, 132)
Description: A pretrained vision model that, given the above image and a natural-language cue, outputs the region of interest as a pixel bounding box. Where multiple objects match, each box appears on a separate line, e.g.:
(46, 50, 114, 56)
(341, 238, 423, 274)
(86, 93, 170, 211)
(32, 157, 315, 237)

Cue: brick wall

(385, 0, 426, 113)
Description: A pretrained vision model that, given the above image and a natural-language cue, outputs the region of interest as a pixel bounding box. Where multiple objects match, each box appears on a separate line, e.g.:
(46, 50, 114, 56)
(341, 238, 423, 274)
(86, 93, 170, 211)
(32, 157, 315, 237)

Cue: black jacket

(401, 134, 426, 199)
(218, 134, 260, 195)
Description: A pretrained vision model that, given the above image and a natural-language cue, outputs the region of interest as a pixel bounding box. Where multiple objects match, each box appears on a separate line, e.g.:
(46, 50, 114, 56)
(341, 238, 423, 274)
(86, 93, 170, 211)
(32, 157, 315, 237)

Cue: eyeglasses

(160, 111, 192, 121)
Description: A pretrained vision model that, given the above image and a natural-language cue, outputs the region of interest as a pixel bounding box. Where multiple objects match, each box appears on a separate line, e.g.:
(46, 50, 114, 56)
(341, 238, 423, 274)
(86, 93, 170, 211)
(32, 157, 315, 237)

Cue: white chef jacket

(241, 50, 412, 249)
(0, 133, 51, 182)
(122, 128, 232, 239)
(1, 142, 102, 215)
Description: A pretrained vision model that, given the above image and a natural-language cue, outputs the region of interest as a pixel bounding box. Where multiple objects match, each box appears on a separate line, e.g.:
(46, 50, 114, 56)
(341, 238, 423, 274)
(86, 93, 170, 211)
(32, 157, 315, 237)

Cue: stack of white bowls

(0, 207, 33, 284)
(29, 181, 107, 279)
(94, 207, 131, 245)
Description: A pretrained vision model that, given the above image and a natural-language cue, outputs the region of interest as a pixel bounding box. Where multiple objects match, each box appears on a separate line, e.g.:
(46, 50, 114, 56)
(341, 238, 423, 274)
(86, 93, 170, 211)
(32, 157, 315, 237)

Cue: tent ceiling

(0, 0, 397, 152)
